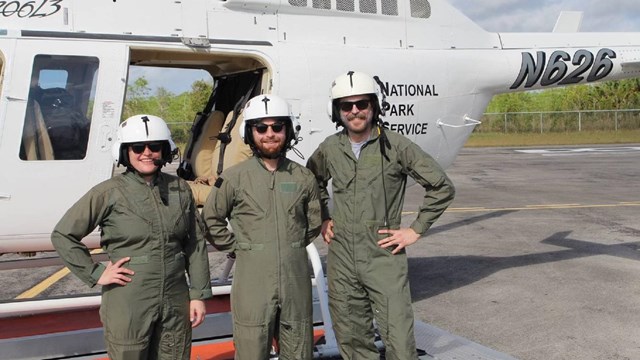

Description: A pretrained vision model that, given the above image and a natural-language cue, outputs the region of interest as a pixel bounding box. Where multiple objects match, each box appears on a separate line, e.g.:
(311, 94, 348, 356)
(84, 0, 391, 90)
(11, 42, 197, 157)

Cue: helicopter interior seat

(21, 98, 54, 160)
(211, 110, 252, 175)
(188, 110, 252, 206)
(191, 110, 226, 180)
(36, 87, 90, 160)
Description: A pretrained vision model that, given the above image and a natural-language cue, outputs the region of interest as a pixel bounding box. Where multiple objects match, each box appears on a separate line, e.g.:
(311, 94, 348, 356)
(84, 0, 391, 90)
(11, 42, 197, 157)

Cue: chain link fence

(168, 109, 640, 141)
(478, 109, 640, 133)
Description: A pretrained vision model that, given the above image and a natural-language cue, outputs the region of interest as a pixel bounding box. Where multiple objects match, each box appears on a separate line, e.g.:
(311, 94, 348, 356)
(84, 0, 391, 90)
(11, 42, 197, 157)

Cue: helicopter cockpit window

(20, 55, 99, 161)
(410, 0, 431, 18)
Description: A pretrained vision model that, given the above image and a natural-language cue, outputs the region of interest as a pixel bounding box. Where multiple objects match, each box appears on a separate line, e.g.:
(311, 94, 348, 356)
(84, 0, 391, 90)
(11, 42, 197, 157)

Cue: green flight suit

(51, 170, 213, 360)
(202, 156, 321, 360)
(306, 127, 455, 360)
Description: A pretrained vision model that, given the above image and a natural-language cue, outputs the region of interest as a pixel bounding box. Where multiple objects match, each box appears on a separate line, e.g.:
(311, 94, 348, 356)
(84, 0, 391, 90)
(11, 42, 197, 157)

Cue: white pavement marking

(516, 147, 640, 156)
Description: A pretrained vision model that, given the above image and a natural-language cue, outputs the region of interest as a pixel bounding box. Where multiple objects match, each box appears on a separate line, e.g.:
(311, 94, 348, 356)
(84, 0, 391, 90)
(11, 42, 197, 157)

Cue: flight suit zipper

(271, 169, 282, 303)
(351, 140, 365, 270)
(149, 181, 167, 303)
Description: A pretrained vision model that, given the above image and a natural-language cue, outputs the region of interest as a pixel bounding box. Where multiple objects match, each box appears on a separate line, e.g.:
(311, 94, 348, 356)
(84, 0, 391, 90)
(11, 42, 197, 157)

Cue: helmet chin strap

(372, 75, 390, 116)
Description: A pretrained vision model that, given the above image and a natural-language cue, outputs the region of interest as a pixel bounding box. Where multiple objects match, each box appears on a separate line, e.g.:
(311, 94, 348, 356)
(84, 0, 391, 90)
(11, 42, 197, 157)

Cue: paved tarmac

(2, 144, 639, 359)
(400, 145, 640, 360)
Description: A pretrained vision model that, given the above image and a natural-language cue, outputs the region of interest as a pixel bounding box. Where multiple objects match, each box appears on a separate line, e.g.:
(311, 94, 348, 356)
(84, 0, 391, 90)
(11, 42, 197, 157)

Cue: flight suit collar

(338, 125, 381, 143)
(123, 170, 170, 205)
(123, 169, 162, 187)
(254, 155, 286, 172)
(337, 125, 381, 160)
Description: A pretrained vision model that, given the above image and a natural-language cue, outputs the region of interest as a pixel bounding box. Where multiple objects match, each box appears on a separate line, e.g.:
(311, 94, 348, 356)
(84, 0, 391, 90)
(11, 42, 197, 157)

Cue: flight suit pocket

(367, 221, 404, 255)
(106, 205, 152, 243)
(171, 207, 189, 239)
(128, 255, 149, 265)
(284, 185, 306, 215)
(285, 186, 308, 235)
(327, 161, 355, 193)
(239, 189, 265, 213)
(235, 190, 266, 237)
(236, 242, 264, 251)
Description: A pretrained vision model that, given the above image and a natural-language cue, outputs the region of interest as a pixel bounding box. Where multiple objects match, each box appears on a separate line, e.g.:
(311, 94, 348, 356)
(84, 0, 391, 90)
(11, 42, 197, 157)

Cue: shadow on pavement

(409, 230, 640, 301)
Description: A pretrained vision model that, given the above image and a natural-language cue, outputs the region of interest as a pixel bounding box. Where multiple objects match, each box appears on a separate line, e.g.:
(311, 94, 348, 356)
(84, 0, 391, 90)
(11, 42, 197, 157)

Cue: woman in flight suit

(52, 114, 212, 360)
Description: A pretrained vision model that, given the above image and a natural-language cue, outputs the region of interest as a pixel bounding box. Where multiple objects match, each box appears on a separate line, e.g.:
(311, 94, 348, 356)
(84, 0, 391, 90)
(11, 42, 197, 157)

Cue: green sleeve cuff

(190, 287, 213, 300)
(410, 221, 430, 236)
(89, 262, 106, 287)
(321, 207, 331, 222)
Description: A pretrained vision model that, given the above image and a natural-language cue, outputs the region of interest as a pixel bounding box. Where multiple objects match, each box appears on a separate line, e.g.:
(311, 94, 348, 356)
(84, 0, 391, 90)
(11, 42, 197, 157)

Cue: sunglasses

(130, 142, 163, 154)
(253, 123, 285, 134)
(339, 99, 370, 112)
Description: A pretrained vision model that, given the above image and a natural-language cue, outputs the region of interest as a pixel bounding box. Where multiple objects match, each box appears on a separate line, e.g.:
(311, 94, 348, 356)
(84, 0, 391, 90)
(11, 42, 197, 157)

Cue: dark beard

(255, 141, 285, 159)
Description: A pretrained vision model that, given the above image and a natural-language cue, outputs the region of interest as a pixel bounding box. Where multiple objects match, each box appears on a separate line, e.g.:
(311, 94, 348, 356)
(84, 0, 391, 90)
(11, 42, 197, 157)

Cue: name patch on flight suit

(359, 154, 380, 167)
(279, 182, 298, 193)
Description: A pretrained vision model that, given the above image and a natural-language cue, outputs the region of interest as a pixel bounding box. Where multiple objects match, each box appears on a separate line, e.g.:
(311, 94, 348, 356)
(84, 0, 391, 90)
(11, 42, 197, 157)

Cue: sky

(128, 66, 212, 96)
(449, 0, 640, 33)
(132, 0, 640, 94)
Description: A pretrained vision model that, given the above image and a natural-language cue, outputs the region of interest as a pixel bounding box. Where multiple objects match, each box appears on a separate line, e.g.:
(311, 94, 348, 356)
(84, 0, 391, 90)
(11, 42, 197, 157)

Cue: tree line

(123, 77, 213, 145)
(486, 78, 640, 113)
(481, 79, 640, 133)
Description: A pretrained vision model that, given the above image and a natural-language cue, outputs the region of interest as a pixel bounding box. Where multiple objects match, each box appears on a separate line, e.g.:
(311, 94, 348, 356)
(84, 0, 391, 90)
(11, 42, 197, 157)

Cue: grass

(465, 129, 640, 147)
(176, 130, 640, 153)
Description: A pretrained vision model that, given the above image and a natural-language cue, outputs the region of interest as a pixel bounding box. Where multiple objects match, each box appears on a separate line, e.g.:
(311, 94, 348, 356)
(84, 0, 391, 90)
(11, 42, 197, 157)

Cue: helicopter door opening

(179, 70, 264, 205)
(125, 48, 269, 204)
(178, 70, 264, 176)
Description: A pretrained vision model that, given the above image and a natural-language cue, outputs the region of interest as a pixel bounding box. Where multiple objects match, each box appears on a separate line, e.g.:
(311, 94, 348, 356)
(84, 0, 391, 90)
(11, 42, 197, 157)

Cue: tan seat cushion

(22, 100, 54, 160)
(211, 111, 252, 174)
(188, 110, 252, 206)
(191, 110, 225, 178)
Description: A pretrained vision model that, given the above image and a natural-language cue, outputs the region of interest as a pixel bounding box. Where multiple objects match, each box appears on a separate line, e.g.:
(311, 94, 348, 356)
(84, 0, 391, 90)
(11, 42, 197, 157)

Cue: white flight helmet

(112, 114, 177, 167)
(239, 94, 301, 147)
(331, 71, 379, 100)
(329, 71, 386, 126)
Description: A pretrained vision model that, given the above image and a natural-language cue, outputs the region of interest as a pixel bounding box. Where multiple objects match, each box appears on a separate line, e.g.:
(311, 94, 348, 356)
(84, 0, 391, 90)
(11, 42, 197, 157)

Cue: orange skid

(190, 329, 326, 360)
(1, 293, 328, 360)
(0, 295, 230, 339)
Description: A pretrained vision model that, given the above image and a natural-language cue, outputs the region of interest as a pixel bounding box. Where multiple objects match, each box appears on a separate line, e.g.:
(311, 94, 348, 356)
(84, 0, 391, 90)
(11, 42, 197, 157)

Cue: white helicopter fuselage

(0, 0, 639, 252)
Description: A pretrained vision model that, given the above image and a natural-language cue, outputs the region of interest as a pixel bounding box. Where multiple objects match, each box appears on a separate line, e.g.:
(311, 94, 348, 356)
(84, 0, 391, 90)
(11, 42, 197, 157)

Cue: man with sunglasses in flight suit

(202, 95, 322, 359)
(52, 114, 212, 359)
(306, 71, 456, 359)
